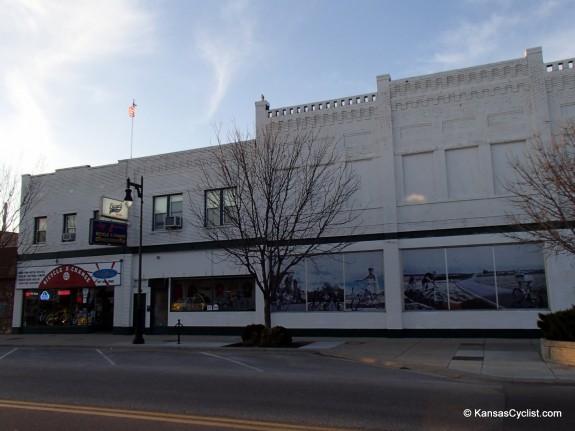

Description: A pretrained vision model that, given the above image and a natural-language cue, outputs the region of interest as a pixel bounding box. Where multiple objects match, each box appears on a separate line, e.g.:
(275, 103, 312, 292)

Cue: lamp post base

(132, 335, 145, 345)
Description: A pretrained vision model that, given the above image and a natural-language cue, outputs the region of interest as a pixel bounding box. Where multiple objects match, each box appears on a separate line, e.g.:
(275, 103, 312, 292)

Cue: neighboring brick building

(0, 232, 17, 334)
(13, 47, 575, 336)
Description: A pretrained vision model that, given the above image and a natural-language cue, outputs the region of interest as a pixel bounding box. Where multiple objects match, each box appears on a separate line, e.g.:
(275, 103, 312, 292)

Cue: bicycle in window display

(404, 274, 445, 310)
(308, 290, 344, 311)
(273, 289, 293, 312)
(45, 308, 72, 325)
(349, 285, 385, 311)
(421, 276, 445, 309)
(307, 290, 321, 311)
(318, 290, 344, 311)
(217, 290, 248, 311)
(511, 272, 539, 308)
(307, 283, 344, 311)
(171, 294, 207, 312)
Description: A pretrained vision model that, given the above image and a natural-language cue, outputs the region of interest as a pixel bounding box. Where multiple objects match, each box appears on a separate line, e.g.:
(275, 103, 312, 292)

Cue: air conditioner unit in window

(62, 232, 76, 242)
(164, 216, 182, 229)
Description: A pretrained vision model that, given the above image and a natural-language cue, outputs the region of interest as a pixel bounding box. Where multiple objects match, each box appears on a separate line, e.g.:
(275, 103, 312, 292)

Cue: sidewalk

(1, 333, 574, 383)
(322, 337, 575, 383)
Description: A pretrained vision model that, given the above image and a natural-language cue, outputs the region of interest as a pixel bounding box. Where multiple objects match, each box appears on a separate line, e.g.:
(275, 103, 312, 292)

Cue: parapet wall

(265, 92, 377, 119)
(544, 56, 575, 126)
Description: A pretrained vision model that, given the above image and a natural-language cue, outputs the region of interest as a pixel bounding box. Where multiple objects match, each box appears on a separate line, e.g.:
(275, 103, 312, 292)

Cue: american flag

(128, 102, 137, 118)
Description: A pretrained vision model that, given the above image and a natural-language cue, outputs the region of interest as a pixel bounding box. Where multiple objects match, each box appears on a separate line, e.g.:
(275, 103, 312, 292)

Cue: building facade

(14, 47, 575, 336)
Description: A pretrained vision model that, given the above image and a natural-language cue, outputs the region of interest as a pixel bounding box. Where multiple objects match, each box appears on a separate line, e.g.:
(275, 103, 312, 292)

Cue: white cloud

(0, 0, 155, 173)
(2, 1, 154, 72)
(425, 0, 573, 73)
(194, 0, 261, 122)
(430, 13, 521, 71)
(1, 70, 52, 174)
(533, 0, 562, 17)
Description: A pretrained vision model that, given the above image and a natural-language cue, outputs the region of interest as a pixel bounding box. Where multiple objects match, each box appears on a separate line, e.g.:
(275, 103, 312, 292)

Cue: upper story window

(34, 217, 47, 244)
(205, 188, 237, 226)
(153, 194, 183, 230)
(62, 214, 76, 242)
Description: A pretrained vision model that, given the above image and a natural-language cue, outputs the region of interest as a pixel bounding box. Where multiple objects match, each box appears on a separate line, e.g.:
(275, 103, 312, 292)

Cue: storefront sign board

(16, 261, 122, 289)
(101, 197, 129, 221)
(90, 219, 128, 246)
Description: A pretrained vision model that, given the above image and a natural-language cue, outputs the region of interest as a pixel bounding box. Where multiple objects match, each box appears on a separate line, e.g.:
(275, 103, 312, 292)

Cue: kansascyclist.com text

(463, 408, 562, 419)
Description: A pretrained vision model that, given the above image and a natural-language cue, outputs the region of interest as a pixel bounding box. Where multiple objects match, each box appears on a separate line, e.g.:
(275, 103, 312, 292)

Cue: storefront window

(170, 276, 255, 312)
(23, 288, 101, 326)
(305, 256, 344, 312)
(402, 243, 548, 311)
(275, 262, 306, 312)
(273, 250, 385, 313)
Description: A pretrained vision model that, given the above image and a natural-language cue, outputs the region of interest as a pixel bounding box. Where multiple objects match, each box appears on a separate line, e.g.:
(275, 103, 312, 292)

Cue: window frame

(204, 187, 237, 227)
(152, 193, 183, 231)
(62, 213, 77, 242)
(34, 216, 47, 244)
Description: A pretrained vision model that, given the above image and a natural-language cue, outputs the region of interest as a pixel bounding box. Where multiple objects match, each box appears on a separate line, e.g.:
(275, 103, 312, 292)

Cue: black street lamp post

(124, 176, 145, 344)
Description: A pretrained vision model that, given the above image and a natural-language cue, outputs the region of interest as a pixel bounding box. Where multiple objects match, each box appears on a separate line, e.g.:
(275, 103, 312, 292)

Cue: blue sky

(2, 0, 575, 175)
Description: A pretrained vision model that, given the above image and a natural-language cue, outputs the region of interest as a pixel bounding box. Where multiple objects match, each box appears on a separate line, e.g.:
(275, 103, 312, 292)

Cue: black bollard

(175, 319, 184, 344)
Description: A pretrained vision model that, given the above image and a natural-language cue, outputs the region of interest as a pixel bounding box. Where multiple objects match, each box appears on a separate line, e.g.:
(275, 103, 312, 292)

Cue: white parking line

(96, 349, 116, 366)
(200, 352, 264, 372)
(0, 348, 17, 360)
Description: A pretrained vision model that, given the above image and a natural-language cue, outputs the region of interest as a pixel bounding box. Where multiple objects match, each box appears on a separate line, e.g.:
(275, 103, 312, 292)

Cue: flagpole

(129, 99, 136, 159)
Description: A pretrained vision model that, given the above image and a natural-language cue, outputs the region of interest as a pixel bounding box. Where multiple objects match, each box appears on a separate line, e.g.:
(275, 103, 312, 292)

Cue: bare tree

(0, 165, 44, 252)
(505, 121, 575, 255)
(192, 124, 361, 328)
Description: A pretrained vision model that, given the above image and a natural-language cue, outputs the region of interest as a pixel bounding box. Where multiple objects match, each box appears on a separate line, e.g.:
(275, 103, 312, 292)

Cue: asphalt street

(0, 343, 573, 430)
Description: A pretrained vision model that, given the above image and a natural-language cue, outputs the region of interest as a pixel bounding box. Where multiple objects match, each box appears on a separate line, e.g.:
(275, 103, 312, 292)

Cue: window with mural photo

(305, 255, 345, 313)
(344, 252, 385, 312)
(272, 262, 306, 312)
(402, 243, 548, 311)
(271, 251, 385, 313)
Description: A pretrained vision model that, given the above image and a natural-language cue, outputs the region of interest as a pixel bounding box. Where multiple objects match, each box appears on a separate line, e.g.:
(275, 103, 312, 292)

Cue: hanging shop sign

(101, 197, 129, 221)
(90, 219, 128, 246)
(16, 261, 122, 290)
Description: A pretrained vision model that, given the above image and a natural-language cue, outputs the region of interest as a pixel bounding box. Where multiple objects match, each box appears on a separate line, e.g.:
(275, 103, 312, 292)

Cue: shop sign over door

(90, 219, 128, 246)
(16, 261, 122, 289)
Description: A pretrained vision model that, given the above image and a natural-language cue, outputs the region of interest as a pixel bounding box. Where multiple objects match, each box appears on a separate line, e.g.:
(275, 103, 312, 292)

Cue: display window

(402, 243, 549, 311)
(170, 276, 255, 312)
(23, 288, 102, 326)
(273, 250, 385, 313)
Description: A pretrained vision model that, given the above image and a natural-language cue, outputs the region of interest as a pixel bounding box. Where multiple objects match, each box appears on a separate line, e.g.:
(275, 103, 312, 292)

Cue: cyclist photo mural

(402, 243, 548, 311)
(273, 251, 385, 312)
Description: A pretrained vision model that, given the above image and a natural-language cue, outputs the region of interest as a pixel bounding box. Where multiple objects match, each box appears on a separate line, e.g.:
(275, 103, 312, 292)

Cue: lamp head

(124, 187, 134, 208)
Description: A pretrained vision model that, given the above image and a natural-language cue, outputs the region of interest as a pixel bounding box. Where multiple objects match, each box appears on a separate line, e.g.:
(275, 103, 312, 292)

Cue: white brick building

(14, 47, 575, 336)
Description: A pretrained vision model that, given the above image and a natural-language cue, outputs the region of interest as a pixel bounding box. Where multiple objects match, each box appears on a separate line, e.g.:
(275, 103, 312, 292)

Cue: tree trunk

(263, 291, 272, 329)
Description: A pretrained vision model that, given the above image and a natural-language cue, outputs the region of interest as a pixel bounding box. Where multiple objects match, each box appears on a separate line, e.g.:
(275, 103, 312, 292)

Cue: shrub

(241, 324, 265, 346)
(264, 326, 293, 347)
(241, 324, 292, 347)
(538, 306, 575, 342)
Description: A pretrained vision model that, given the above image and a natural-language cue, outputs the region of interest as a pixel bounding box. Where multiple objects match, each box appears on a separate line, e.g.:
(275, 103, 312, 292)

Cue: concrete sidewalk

(1, 333, 574, 383)
(322, 337, 575, 383)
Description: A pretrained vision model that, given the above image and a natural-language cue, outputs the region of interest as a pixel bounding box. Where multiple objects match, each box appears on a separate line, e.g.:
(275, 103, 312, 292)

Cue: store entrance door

(151, 287, 168, 329)
(99, 287, 114, 331)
